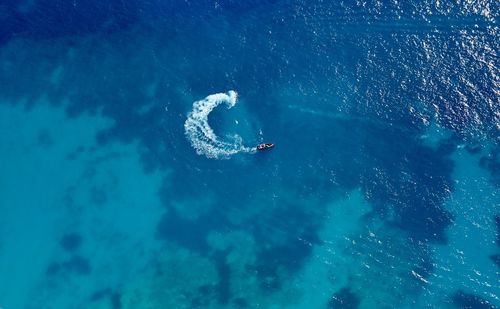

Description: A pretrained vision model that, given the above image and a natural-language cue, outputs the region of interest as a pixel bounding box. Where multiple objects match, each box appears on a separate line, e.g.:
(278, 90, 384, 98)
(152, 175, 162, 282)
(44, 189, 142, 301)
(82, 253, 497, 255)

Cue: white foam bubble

(184, 90, 255, 159)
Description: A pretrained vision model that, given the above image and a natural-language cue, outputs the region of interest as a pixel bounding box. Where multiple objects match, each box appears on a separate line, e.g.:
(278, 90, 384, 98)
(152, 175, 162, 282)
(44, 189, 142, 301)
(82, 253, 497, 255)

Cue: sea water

(0, 1, 498, 308)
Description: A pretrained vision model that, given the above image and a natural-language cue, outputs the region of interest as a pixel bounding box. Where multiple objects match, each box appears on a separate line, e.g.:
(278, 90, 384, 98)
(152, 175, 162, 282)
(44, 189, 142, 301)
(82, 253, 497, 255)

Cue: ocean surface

(0, 1, 499, 308)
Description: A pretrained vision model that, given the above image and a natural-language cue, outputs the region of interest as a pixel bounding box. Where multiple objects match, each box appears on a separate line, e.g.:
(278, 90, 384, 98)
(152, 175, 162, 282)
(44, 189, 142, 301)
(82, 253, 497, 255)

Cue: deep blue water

(0, 1, 499, 308)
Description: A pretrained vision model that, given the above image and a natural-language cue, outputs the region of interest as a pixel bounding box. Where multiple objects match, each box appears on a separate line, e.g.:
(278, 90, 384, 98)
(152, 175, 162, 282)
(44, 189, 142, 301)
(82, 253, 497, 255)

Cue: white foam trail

(184, 90, 255, 159)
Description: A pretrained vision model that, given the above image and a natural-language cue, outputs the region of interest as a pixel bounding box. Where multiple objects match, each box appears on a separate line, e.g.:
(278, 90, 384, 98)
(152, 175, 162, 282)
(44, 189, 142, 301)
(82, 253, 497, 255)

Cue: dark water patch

(410, 257, 434, 282)
(437, 134, 463, 154)
(46, 262, 61, 276)
(480, 148, 500, 187)
(215, 0, 279, 13)
(189, 284, 217, 308)
(451, 290, 496, 309)
(198, 284, 215, 297)
(213, 250, 231, 305)
(270, 110, 454, 245)
(66, 145, 86, 160)
(59, 233, 82, 252)
(0, 0, 139, 46)
(62, 255, 91, 275)
(328, 287, 360, 309)
(232, 297, 249, 308)
(90, 87, 182, 174)
(255, 232, 319, 278)
(156, 210, 207, 254)
(156, 208, 230, 255)
(496, 215, 500, 246)
(46, 255, 91, 276)
(490, 254, 500, 269)
(492, 214, 500, 270)
(359, 123, 455, 243)
(90, 287, 112, 301)
(37, 128, 53, 147)
(110, 292, 122, 309)
(465, 144, 483, 155)
(189, 297, 206, 308)
(90, 185, 108, 205)
(249, 202, 323, 291)
(90, 288, 122, 309)
(0, 3, 20, 45)
(338, 224, 434, 306)
(262, 111, 454, 244)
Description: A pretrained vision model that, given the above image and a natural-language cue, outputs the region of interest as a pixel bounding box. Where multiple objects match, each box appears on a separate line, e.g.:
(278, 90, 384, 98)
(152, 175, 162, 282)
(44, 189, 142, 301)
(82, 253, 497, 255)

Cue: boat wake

(184, 91, 255, 159)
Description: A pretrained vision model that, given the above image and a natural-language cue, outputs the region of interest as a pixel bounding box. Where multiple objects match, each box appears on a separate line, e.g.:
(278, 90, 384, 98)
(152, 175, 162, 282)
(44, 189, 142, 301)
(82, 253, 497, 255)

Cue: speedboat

(256, 143, 274, 151)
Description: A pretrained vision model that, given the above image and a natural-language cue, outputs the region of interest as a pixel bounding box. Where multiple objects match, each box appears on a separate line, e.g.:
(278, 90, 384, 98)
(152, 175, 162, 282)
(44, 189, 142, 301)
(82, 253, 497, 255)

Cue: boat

(256, 143, 274, 151)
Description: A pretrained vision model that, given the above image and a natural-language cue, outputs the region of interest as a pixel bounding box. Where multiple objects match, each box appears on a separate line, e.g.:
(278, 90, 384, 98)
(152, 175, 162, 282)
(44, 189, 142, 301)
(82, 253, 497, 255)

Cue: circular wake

(184, 90, 255, 159)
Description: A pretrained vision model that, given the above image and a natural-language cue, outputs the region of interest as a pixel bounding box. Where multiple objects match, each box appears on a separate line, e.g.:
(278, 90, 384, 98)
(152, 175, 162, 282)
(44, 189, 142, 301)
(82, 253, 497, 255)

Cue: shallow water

(0, 1, 498, 308)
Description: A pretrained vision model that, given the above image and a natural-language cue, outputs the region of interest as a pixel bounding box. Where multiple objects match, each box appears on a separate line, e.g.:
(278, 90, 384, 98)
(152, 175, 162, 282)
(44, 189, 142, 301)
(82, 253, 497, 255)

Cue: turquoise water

(0, 1, 499, 308)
